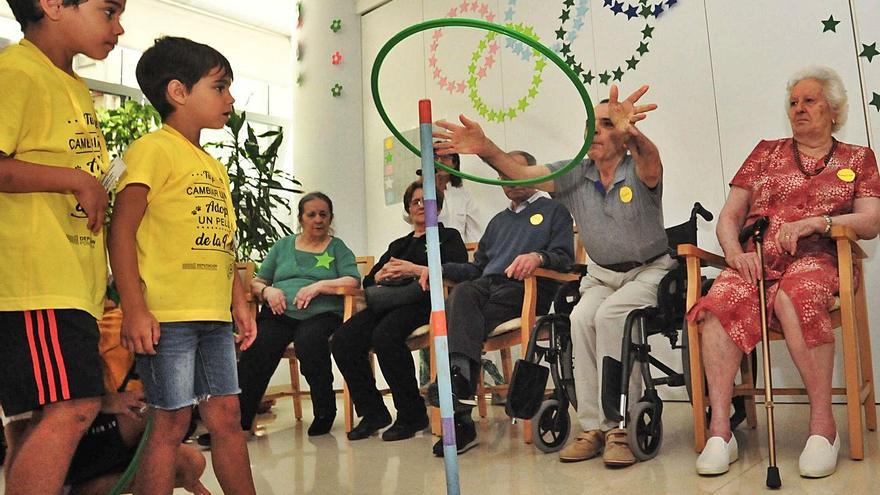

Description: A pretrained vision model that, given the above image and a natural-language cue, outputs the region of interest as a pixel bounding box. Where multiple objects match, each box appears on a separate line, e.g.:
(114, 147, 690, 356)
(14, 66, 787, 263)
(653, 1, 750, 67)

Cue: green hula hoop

(371, 18, 595, 186)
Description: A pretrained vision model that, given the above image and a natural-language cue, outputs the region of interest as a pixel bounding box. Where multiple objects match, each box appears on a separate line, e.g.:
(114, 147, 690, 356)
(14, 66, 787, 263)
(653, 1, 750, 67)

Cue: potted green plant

(207, 110, 302, 263)
(97, 99, 161, 159)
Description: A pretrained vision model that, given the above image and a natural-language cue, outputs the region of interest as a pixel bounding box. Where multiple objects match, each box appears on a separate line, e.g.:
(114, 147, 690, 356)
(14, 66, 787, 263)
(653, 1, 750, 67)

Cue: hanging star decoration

(331, 51, 343, 65)
(859, 42, 879, 63)
(821, 15, 841, 33)
(331, 83, 343, 97)
(330, 19, 342, 33)
(870, 92, 880, 112)
(315, 252, 335, 269)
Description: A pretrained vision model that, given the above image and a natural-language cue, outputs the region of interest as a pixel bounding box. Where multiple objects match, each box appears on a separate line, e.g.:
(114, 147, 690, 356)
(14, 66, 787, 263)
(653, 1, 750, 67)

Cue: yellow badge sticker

(530, 213, 544, 226)
(384, 137, 394, 150)
(619, 185, 634, 203)
(837, 168, 855, 183)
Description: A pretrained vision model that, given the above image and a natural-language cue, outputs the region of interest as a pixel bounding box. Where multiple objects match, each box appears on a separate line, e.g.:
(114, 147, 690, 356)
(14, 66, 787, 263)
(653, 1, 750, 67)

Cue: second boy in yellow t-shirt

(109, 37, 256, 495)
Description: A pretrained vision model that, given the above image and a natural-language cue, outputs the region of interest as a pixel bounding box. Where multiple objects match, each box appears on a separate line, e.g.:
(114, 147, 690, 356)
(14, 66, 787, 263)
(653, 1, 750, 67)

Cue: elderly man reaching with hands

(434, 85, 671, 467)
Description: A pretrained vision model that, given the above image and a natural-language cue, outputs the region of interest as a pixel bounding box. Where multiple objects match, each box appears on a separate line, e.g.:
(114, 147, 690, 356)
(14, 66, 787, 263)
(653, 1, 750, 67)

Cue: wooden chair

(242, 257, 374, 429)
(679, 225, 876, 459)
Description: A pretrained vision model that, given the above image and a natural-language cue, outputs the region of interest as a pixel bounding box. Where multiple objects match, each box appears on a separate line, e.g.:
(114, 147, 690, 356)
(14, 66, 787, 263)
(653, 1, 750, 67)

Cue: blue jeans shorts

(135, 321, 240, 410)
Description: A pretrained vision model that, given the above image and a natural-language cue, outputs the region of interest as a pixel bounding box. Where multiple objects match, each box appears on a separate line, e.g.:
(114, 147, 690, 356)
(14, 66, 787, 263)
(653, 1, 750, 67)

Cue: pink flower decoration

(331, 51, 343, 65)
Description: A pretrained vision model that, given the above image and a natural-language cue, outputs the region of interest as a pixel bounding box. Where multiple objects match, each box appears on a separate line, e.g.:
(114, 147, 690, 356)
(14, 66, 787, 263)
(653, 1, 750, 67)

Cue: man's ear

(166, 79, 189, 108)
(39, 0, 65, 22)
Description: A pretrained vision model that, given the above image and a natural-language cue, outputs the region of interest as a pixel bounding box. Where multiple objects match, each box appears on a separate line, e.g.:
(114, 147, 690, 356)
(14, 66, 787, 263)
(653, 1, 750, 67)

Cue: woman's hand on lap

(726, 251, 761, 284)
(264, 287, 287, 315)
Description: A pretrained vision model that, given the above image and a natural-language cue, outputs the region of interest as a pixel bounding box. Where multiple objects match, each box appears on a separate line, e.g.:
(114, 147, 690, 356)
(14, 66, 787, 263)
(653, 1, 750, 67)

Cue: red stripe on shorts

(36, 310, 58, 403)
(24, 310, 46, 405)
(47, 309, 71, 400)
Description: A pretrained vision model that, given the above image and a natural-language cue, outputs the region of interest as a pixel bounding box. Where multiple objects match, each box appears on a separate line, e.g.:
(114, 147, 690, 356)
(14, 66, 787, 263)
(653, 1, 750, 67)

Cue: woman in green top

(237, 192, 361, 436)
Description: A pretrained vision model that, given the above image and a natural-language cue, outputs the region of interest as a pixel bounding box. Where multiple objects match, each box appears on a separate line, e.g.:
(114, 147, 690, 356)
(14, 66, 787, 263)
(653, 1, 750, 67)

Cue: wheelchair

(508, 202, 747, 456)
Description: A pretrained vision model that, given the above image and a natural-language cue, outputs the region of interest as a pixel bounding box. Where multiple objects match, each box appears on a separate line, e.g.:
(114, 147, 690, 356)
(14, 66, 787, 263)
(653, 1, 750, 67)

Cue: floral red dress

(689, 138, 880, 353)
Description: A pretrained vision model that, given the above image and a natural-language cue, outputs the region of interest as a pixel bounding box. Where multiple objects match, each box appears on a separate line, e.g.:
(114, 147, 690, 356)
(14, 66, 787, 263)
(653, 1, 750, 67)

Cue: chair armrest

(831, 225, 867, 259)
(677, 243, 728, 269)
(332, 287, 365, 297)
(533, 268, 581, 283)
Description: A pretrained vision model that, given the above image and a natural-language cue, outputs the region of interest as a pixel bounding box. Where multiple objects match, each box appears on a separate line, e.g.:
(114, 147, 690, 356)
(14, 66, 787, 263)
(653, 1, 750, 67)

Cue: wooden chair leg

(841, 314, 865, 460)
(855, 284, 876, 431)
(477, 362, 488, 419)
(343, 381, 354, 433)
(740, 353, 758, 429)
(289, 356, 303, 421)
(688, 320, 708, 452)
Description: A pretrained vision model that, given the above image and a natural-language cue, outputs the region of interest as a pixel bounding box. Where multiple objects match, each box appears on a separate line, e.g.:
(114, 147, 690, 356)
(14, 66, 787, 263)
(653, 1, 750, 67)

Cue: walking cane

(739, 216, 781, 488)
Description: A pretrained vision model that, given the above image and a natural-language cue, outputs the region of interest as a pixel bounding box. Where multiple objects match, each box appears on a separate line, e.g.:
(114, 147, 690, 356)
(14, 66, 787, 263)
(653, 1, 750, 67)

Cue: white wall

(360, 0, 880, 400)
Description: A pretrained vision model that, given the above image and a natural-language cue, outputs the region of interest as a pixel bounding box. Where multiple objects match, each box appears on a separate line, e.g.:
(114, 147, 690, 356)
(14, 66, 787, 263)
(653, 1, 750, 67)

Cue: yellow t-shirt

(117, 125, 237, 322)
(0, 40, 109, 318)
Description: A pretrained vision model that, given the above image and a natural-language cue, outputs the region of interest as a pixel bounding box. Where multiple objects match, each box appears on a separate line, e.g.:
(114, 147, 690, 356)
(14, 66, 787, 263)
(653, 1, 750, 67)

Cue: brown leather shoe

(603, 428, 636, 467)
(558, 429, 604, 463)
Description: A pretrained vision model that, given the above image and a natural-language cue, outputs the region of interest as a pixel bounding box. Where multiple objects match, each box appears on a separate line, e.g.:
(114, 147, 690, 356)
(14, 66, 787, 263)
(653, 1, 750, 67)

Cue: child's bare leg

(133, 407, 192, 495)
(5, 398, 100, 495)
(199, 395, 255, 495)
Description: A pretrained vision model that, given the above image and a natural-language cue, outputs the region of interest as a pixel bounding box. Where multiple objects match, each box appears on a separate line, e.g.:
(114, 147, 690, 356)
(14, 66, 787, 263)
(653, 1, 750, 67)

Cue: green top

(256, 235, 360, 320)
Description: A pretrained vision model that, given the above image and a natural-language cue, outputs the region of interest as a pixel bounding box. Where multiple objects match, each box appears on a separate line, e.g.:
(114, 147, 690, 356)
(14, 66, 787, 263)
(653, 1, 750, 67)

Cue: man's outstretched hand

(433, 114, 492, 157)
(607, 84, 658, 137)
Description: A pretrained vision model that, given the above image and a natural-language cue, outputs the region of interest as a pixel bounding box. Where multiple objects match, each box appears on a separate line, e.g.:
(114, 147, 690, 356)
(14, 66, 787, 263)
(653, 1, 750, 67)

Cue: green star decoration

(821, 15, 841, 33)
(641, 25, 654, 39)
(583, 71, 595, 85)
(560, 10, 570, 22)
(599, 71, 611, 84)
(563, 0, 574, 7)
(870, 92, 880, 112)
(330, 19, 342, 33)
(555, 27, 567, 40)
(859, 42, 879, 63)
(626, 56, 639, 70)
(331, 83, 343, 97)
(315, 252, 335, 269)
(640, 5, 652, 18)
(637, 41, 649, 56)
(613, 67, 624, 81)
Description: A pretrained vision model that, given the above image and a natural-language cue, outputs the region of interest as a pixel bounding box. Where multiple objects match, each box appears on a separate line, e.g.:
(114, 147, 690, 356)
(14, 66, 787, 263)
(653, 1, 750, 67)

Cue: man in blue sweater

(424, 150, 574, 456)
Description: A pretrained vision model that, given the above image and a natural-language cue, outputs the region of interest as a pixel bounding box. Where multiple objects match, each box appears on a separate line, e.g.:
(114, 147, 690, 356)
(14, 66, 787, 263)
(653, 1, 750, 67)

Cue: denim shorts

(135, 321, 240, 410)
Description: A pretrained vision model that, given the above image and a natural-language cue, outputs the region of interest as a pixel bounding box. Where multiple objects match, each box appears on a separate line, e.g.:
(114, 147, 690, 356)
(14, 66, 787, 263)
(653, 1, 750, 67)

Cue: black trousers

(331, 302, 429, 421)
(237, 308, 341, 430)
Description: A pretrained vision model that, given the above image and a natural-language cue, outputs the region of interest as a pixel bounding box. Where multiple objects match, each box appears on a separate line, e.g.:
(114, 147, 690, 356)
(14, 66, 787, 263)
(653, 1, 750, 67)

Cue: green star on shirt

(859, 42, 879, 63)
(315, 252, 334, 269)
(821, 15, 841, 33)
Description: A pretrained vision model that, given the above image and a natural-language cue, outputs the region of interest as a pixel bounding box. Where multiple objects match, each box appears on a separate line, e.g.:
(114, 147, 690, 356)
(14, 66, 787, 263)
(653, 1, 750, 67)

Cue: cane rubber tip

(766, 466, 781, 489)
(418, 100, 432, 123)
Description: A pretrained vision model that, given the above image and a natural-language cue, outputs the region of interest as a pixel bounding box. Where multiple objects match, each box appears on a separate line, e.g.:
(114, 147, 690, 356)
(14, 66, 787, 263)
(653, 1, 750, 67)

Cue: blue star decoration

(821, 15, 841, 33)
(315, 252, 335, 269)
(331, 83, 343, 97)
(330, 19, 342, 33)
(859, 42, 879, 63)
(870, 92, 880, 112)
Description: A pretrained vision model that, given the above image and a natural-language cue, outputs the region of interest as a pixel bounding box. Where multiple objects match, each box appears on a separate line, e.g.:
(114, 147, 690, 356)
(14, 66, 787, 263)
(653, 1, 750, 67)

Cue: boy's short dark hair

(136, 36, 234, 120)
(7, 0, 84, 31)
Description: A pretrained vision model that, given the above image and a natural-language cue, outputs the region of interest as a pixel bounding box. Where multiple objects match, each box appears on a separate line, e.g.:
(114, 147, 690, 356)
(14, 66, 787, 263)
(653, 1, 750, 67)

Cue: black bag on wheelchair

(505, 359, 549, 419)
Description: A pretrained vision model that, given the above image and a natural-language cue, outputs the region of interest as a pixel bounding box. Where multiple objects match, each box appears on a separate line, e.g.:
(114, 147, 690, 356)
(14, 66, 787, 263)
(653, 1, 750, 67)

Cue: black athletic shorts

(66, 413, 136, 485)
(0, 309, 104, 416)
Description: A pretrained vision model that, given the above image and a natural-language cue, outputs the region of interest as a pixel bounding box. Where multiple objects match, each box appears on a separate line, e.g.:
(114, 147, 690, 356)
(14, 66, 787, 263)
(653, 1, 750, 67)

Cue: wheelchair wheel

(627, 400, 663, 461)
(531, 399, 571, 453)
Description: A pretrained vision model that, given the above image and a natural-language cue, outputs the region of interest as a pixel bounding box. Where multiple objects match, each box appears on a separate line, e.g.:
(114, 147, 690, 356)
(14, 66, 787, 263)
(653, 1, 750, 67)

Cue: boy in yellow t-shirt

(109, 36, 257, 495)
(0, 1, 125, 494)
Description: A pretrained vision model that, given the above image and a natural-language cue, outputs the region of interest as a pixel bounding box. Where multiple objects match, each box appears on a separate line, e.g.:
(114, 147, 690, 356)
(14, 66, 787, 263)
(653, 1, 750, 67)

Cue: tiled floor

(3, 399, 878, 494)
(194, 398, 878, 494)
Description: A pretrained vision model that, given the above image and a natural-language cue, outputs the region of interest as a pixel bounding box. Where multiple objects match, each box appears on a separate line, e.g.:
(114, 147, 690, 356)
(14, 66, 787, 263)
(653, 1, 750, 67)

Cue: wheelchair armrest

(830, 225, 867, 259)
(677, 243, 727, 270)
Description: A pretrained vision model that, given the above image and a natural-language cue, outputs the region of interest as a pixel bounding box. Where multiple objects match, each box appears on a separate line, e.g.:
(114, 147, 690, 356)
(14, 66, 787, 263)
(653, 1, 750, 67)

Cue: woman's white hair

(786, 65, 848, 132)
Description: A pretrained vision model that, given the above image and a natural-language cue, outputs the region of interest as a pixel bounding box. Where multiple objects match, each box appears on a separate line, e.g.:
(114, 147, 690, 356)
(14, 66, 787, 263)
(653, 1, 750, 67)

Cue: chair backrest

(356, 256, 375, 281)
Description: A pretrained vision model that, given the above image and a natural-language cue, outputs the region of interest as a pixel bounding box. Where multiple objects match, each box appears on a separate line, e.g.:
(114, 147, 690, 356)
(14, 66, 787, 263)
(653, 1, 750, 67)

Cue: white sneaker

(799, 434, 840, 478)
(696, 435, 739, 475)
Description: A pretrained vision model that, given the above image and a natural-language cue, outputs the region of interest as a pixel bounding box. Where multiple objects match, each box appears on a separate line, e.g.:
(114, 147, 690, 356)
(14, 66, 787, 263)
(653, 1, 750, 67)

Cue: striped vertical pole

(419, 99, 461, 494)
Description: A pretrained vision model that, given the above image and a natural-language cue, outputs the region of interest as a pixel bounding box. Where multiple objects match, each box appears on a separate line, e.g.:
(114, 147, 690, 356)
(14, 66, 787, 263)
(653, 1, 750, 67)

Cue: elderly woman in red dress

(691, 66, 880, 478)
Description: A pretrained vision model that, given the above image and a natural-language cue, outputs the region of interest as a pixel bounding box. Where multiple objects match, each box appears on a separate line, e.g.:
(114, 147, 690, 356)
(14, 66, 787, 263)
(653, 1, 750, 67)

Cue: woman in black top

(331, 180, 468, 441)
